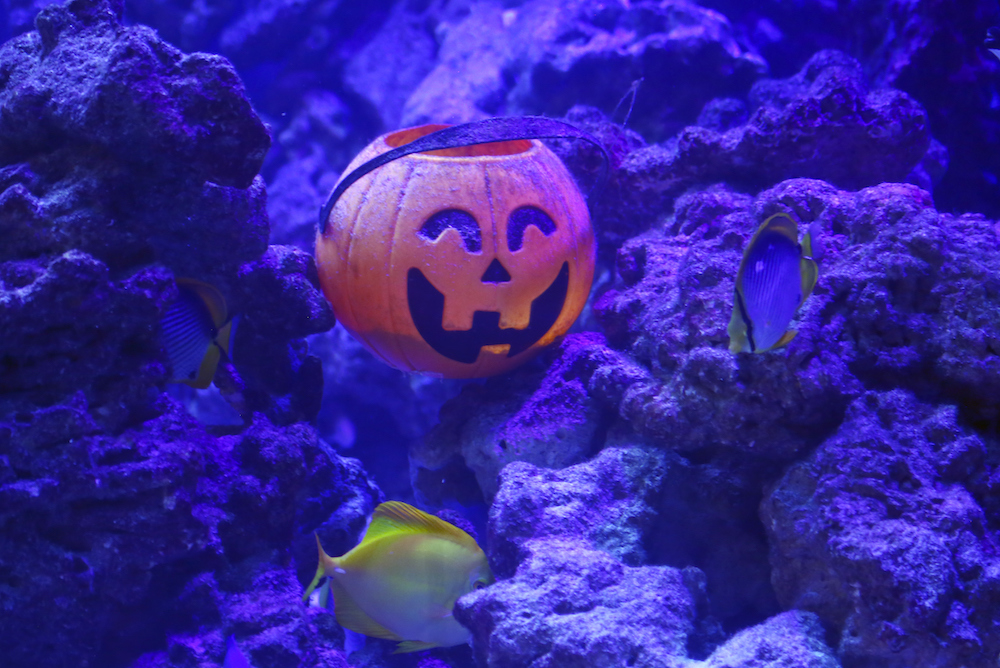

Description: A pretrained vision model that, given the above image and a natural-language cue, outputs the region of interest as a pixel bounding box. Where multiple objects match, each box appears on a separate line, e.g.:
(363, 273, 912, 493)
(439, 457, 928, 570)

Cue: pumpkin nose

(481, 258, 511, 284)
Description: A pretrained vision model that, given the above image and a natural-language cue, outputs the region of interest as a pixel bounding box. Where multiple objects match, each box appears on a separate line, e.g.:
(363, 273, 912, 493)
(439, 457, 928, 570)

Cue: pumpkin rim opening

(385, 124, 533, 158)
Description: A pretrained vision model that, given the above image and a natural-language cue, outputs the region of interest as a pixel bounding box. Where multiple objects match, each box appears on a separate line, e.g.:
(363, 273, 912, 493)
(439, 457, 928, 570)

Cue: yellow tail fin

(303, 532, 335, 603)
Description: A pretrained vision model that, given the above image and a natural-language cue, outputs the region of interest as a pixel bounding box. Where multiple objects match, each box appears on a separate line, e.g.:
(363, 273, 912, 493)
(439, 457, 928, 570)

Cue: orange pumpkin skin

(315, 124, 595, 378)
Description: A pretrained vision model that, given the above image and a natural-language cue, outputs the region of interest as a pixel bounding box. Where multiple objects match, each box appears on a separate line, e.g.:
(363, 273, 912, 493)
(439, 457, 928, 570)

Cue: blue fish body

(728, 213, 818, 353)
(160, 278, 236, 389)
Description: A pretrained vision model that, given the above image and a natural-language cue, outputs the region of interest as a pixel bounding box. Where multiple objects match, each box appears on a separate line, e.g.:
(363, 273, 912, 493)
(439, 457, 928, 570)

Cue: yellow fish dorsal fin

(394, 640, 440, 654)
(757, 211, 799, 242)
(328, 576, 404, 642)
(176, 278, 228, 328)
(360, 501, 478, 550)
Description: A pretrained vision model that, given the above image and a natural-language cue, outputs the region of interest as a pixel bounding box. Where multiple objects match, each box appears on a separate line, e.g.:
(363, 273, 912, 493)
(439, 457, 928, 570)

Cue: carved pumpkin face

(315, 124, 595, 378)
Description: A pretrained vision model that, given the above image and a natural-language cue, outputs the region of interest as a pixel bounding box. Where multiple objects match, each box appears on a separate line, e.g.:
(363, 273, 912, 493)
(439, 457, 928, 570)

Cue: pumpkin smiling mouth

(406, 262, 570, 364)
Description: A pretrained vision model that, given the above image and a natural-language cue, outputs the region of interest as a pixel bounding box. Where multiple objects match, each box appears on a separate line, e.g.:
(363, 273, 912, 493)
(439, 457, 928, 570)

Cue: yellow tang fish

(728, 212, 819, 353)
(303, 501, 494, 654)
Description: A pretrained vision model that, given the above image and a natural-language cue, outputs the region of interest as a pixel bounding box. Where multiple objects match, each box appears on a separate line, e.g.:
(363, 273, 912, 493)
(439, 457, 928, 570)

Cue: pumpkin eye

(507, 206, 556, 252)
(419, 209, 482, 253)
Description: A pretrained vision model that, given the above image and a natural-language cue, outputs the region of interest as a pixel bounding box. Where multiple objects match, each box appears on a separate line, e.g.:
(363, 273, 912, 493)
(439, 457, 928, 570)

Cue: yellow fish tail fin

(303, 532, 338, 603)
(394, 640, 439, 654)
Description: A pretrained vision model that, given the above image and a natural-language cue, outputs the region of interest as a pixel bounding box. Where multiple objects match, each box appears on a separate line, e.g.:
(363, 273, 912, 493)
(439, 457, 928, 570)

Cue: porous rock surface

(0, 401, 379, 668)
(0, 2, 365, 667)
(557, 50, 933, 245)
(456, 447, 705, 668)
(589, 177, 1000, 458)
(763, 390, 1000, 668)
(401, 0, 765, 139)
(460, 440, 844, 666)
(712, 0, 1000, 218)
(410, 347, 611, 507)
(699, 611, 840, 668)
(0, 0, 335, 425)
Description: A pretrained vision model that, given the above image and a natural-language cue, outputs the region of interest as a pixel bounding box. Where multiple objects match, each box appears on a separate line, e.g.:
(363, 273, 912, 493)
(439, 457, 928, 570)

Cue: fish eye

(473, 579, 487, 590)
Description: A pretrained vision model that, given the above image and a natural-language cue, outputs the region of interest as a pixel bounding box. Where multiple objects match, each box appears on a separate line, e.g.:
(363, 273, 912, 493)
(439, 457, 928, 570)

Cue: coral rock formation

(0, 2, 363, 667)
(763, 390, 1000, 667)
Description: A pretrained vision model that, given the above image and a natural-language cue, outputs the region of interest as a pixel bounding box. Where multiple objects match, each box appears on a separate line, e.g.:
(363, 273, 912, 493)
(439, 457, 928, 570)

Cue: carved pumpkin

(315, 123, 595, 378)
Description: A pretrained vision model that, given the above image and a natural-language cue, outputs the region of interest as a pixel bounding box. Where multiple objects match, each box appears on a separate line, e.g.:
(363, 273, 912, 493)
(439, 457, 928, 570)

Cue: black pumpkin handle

(318, 116, 610, 235)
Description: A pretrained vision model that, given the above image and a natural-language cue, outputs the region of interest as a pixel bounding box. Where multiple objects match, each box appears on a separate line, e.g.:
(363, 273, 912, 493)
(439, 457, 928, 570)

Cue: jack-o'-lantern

(315, 120, 597, 378)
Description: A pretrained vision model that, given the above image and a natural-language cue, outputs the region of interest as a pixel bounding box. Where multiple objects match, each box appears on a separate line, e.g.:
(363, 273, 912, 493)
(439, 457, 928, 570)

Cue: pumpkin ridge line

(389, 160, 422, 372)
(538, 154, 579, 342)
(337, 164, 375, 345)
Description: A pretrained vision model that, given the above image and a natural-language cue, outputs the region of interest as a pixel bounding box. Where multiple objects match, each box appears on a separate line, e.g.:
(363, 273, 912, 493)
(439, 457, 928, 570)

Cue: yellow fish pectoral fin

(328, 576, 403, 642)
(393, 640, 440, 654)
(764, 329, 798, 351)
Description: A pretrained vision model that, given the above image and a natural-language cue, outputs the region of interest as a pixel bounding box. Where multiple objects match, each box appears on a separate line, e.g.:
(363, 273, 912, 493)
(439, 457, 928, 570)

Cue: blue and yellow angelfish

(728, 212, 819, 353)
(160, 278, 237, 389)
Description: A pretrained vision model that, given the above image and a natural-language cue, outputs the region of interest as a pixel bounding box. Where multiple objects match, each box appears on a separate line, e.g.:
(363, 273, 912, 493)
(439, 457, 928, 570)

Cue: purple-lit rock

(579, 50, 931, 240)
(711, 0, 1000, 218)
(0, 0, 270, 279)
(456, 447, 703, 668)
(487, 446, 667, 576)
(762, 390, 1000, 667)
(0, 252, 171, 425)
(265, 90, 359, 250)
(701, 610, 840, 668)
(341, 0, 439, 131)
(410, 343, 611, 507)
(0, 2, 356, 667)
(1, 1, 267, 187)
(0, 398, 379, 668)
(0, 0, 338, 422)
(591, 177, 1000, 459)
(231, 244, 335, 425)
(402, 0, 766, 139)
